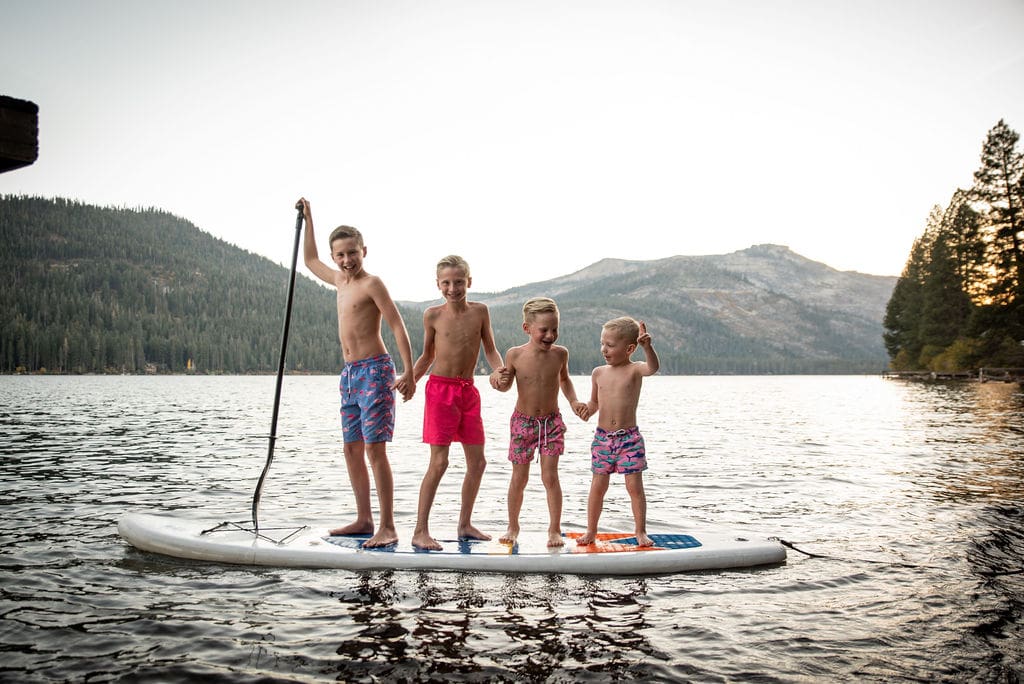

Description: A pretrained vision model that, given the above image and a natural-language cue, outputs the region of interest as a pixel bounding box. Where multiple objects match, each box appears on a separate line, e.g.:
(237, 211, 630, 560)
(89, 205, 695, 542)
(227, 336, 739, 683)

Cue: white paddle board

(118, 512, 786, 575)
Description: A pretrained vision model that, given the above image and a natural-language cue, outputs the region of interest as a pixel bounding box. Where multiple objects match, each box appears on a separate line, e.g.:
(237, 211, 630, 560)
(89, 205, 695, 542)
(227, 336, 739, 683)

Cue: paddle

(250, 203, 305, 532)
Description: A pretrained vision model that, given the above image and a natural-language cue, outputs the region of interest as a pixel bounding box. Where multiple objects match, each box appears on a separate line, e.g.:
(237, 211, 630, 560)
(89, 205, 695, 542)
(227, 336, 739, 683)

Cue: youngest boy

(495, 297, 587, 547)
(577, 317, 659, 547)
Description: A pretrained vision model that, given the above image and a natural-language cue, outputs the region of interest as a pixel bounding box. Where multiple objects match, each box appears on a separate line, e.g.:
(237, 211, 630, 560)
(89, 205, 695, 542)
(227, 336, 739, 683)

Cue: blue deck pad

(323, 532, 703, 554)
(626, 534, 702, 550)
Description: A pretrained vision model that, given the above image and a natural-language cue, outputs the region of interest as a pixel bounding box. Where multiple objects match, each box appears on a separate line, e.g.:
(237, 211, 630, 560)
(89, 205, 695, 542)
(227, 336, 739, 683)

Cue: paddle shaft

(251, 206, 305, 531)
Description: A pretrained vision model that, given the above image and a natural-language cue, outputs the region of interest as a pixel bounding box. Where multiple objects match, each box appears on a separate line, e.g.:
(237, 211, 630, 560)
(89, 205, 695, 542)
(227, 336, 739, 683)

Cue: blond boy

(577, 317, 659, 547)
(411, 255, 505, 550)
(495, 297, 587, 547)
(297, 197, 415, 548)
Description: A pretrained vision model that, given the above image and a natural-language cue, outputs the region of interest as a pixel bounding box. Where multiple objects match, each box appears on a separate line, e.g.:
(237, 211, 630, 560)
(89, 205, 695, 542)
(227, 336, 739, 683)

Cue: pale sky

(3, 0, 1023, 301)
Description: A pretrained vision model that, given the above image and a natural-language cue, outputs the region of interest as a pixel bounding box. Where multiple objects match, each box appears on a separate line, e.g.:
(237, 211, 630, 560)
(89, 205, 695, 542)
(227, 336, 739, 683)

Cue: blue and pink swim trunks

(591, 426, 647, 475)
(339, 354, 396, 444)
(422, 375, 484, 446)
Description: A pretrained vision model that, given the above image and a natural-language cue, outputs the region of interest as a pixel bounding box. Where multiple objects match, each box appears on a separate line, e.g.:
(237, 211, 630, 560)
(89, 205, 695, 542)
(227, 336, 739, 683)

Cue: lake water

(1, 374, 1022, 682)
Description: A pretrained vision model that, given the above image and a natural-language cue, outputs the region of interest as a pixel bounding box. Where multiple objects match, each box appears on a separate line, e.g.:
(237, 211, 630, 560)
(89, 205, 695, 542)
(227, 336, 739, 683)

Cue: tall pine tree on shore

(884, 119, 1024, 370)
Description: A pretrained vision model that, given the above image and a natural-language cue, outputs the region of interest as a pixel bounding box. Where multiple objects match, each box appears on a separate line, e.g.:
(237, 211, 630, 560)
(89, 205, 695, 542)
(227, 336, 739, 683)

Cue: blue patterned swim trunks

(339, 354, 396, 444)
(590, 426, 647, 475)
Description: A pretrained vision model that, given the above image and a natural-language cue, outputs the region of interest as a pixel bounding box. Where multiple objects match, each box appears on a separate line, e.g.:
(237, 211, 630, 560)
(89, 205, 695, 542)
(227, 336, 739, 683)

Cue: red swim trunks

(422, 375, 484, 446)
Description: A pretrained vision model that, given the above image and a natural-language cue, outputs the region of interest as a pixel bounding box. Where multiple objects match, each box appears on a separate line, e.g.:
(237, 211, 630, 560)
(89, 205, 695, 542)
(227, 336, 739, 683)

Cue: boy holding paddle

(296, 197, 415, 548)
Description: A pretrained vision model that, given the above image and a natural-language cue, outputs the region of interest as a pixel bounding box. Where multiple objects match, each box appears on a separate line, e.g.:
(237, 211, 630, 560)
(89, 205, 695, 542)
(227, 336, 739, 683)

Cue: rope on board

(774, 538, 1023, 577)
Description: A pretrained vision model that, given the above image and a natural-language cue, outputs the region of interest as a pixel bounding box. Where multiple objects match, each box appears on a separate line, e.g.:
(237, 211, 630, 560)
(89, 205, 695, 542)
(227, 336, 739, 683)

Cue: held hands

(571, 401, 591, 421)
(489, 367, 513, 391)
(393, 371, 415, 402)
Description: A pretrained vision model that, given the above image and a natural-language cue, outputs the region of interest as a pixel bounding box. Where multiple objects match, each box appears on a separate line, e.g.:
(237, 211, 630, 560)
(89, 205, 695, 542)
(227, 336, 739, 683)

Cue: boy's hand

(393, 371, 415, 402)
(489, 367, 511, 391)
(572, 401, 590, 421)
(637, 320, 652, 347)
(295, 197, 311, 220)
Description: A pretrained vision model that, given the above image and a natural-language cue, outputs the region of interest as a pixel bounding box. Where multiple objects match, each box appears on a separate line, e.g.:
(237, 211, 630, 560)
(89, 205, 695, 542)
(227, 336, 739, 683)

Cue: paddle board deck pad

(118, 512, 786, 575)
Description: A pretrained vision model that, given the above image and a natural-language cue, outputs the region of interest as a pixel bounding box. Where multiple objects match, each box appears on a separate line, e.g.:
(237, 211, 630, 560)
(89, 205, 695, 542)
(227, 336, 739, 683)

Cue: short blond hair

(329, 225, 363, 247)
(436, 254, 470, 278)
(603, 317, 640, 344)
(522, 297, 558, 323)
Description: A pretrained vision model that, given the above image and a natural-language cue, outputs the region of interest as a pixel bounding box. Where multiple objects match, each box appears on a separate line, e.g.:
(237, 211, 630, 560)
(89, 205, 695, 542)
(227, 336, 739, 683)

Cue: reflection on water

(1, 375, 1023, 681)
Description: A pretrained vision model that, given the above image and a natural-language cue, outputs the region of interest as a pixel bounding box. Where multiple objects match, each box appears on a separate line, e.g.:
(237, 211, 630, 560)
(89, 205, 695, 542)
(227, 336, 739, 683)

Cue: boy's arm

(412, 310, 436, 383)
(581, 369, 600, 421)
(636, 321, 660, 376)
(369, 279, 416, 401)
(559, 350, 588, 419)
(478, 306, 506, 387)
(296, 198, 336, 286)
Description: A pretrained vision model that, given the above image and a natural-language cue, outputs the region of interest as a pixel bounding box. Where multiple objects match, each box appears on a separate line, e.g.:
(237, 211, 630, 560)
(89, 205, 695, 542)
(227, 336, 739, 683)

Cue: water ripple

(1, 375, 1023, 681)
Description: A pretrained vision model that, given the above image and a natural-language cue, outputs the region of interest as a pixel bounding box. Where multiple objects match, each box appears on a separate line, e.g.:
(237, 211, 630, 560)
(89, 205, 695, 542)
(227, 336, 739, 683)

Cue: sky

(3, 0, 1023, 302)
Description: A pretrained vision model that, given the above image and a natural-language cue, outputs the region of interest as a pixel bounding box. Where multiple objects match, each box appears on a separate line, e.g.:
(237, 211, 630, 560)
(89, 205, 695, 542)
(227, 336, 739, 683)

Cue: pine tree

(972, 120, 1024, 316)
(883, 235, 929, 369)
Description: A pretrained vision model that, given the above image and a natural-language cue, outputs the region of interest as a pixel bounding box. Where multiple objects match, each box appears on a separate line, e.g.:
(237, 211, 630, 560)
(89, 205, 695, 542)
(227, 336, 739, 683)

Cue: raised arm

(636, 321, 660, 376)
(296, 197, 336, 286)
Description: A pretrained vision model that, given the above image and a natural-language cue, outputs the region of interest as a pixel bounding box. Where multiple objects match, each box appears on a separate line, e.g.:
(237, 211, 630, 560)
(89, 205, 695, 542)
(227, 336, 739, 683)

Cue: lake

(1, 374, 1022, 682)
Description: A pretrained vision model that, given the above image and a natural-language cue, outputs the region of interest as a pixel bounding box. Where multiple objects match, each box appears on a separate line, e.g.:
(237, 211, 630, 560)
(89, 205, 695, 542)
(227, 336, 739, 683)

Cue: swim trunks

(423, 375, 484, 446)
(339, 354, 396, 444)
(508, 409, 566, 463)
(591, 426, 647, 475)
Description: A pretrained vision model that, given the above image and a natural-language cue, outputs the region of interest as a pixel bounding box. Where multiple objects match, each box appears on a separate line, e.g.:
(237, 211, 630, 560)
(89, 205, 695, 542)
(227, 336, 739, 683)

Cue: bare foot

(576, 532, 596, 545)
(636, 532, 654, 547)
(547, 531, 564, 548)
(362, 526, 398, 548)
(499, 527, 519, 544)
(411, 532, 442, 551)
(328, 520, 374, 537)
(458, 524, 491, 541)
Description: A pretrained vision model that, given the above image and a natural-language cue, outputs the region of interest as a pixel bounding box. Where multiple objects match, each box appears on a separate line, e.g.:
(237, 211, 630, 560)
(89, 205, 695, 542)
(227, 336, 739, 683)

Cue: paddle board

(118, 512, 785, 575)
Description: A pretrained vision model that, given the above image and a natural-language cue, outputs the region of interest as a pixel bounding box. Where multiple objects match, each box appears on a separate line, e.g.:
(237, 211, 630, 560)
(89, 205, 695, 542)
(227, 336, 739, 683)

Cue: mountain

(1, 196, 895, 374)
(452, 244, 895, 374)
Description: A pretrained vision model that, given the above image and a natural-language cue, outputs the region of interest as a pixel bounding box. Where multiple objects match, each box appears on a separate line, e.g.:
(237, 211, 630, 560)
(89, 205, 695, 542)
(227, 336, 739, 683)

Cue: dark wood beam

(0, 95, 39, 173)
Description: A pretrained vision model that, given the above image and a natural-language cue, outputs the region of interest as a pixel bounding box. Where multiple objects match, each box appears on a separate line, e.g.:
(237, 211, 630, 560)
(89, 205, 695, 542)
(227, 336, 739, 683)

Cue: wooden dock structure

(883, 368, 1024, 383)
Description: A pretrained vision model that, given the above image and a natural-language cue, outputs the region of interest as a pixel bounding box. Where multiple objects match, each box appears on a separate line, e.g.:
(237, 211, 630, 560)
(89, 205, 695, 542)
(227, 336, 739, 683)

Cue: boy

(411, 255, 505, 550)
(296, 197, 415, 548)
(495, 297, 587, 547)
(577, 317, 659, 547)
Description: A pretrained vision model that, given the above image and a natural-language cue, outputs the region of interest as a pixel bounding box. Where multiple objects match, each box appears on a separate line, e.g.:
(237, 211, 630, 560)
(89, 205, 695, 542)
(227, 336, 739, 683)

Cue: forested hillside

(883, 119, 1024, 371)
(1, 196, 343, 373)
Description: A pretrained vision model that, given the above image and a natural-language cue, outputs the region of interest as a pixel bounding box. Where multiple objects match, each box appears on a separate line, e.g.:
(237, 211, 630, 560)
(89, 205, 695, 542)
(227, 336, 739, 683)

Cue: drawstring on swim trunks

(535, 415, 550, 449)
